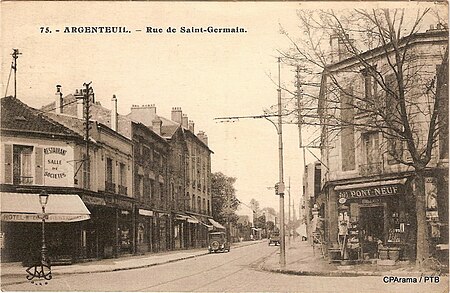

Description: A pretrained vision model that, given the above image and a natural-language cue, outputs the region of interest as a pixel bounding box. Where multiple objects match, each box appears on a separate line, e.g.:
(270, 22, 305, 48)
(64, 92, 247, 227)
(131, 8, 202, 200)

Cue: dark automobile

(208, 231, 230, 253)
(268, 231, 281, 246)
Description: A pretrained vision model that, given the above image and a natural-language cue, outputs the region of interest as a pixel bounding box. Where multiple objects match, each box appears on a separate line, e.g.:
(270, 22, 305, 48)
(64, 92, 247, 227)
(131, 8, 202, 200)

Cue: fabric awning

(187, 215, 200, 224)
(175, 214, 189, 221)
(334, 178, 407, 191)
(209, 218, 226, 230)
(1, 192, 91, 222)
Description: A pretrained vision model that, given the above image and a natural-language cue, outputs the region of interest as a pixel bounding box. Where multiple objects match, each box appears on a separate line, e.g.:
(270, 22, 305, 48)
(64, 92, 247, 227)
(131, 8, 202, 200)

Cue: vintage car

(208, 231, 230, 253)
(268, 231, 281, 246)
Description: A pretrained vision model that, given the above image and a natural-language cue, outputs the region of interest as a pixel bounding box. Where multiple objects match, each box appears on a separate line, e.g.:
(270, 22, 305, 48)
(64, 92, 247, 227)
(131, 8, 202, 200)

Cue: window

(192, 194, 196, 210)
(207, 199, 210, 215)
(385, 74, 399, 118)
(361, 66, 377, 101)
(340, 88, 356, 171)
(106, 158, 114, 183)
(202, 199, 206, 213)
(197, 196, 201, 213)
(137, 175, 143, 198)
(106, 157, 115, 193)
(119, 163, 127, 195)
(361, 132, 381, 174)
(387, 136, 404, 165)
(13, 145, 33, 184)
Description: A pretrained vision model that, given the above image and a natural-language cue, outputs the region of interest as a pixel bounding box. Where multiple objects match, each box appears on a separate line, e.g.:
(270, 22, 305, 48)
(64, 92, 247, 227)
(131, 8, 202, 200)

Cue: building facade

(318, 28, 448, 262)
(0, 96, 92, 263)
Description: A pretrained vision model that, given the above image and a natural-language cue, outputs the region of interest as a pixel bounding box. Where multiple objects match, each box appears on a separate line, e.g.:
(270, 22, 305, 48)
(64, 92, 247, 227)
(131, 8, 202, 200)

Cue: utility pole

(288, 177, 291, 245)
(277, 57, 286, 268)
(74, 83, 93, 189)
(296, 65, 310, 243)
(11, 49, 21, 99)
(213, 57, 286, 267)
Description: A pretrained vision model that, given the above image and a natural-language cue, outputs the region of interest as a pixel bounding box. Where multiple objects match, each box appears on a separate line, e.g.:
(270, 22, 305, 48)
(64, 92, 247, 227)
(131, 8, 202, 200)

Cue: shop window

(13, 145, 34, 185)
(138, 223, 145, 245)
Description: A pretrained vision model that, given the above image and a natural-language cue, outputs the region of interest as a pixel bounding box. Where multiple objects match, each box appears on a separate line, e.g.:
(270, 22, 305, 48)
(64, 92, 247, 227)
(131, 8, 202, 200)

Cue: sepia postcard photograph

(0, 1, 448, 292)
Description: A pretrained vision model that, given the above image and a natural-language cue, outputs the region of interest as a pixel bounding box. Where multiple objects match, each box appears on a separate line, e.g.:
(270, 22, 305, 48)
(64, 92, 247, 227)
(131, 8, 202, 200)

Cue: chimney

(111, 95, 118, 131)
(171, 107, 183, 124)
(182, 114, 188, 128)
(152, 117, 162, 135)
(55, 85, 63, 114)
(129, 104, 157, 126)
(75, 89, 84, 119)
(329, 33, 353, 63)
(197, 130, 208, 146)
(188, 120, 195, 133)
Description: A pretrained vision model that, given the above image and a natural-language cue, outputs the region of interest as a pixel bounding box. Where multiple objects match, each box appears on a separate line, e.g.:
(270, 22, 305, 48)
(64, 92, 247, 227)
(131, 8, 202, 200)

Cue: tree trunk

(414, 172, 429, 265)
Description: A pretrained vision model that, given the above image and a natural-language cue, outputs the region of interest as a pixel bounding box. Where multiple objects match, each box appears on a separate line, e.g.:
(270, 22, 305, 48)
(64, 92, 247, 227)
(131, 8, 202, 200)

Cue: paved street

(2, 241, 448, 292)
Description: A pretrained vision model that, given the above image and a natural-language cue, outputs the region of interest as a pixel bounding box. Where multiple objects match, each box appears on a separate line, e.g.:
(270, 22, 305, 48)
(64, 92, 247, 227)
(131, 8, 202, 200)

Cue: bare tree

(280, 7, 448, 264)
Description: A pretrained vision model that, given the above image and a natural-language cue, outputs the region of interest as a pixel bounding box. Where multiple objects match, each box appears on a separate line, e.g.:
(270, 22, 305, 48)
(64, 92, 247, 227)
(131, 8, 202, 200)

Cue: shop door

(360, 206, 384, 242)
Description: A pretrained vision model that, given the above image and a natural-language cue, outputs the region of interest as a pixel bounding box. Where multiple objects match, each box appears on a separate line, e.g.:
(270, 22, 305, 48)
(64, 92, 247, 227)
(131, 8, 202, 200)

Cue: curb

(260, 264, 447, 278)
(1, 240, 262, 286)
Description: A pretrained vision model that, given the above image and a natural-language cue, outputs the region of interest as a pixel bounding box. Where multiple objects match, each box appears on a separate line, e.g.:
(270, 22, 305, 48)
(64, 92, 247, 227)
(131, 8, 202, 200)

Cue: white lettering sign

(43, 146, 73, 187)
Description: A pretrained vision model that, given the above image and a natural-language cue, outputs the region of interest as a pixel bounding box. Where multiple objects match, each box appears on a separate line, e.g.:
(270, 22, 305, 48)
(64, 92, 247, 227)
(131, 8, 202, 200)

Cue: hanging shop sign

(138, 209, 154, 217)
(337, 184, 403, 200)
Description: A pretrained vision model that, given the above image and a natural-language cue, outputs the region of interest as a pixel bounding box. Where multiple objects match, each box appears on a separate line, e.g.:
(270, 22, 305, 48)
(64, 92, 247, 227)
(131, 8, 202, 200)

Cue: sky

(1, 1, 445, 216)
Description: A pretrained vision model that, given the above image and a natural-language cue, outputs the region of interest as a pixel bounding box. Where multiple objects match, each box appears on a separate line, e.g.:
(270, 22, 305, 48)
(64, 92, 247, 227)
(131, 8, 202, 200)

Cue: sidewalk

(1, 240, 263, 286)
(261, 239, 447, 277)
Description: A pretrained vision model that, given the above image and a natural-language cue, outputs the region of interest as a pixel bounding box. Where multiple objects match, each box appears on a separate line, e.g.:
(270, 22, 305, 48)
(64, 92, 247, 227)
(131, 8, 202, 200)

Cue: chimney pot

(111, 95, 118, 131)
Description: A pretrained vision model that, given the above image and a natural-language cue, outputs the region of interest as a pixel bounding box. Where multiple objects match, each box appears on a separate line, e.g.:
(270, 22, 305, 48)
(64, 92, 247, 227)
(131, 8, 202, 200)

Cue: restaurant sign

(43, 146, 73, 187)
(338, 184, 403, 200)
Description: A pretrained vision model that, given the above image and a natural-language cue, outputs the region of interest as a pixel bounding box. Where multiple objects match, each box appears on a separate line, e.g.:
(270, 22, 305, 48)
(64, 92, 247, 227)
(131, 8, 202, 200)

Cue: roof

(326, 29, 448, 72)
(1, 96, 81, 138)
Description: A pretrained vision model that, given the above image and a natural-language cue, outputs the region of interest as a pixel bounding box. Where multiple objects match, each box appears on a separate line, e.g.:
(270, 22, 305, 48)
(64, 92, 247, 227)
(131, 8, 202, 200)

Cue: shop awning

(175, 214, 189, 221)
(209, 218, 226, 230)
(334, 178, 407, 191)
(187, 215, 200, 224)
(1, 192, 91, 223)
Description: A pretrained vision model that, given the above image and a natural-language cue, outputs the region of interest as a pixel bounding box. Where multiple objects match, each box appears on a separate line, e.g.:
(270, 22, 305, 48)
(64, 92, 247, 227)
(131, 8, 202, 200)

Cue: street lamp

(26, 190, 52, 284)
(39, 190, 50, 267)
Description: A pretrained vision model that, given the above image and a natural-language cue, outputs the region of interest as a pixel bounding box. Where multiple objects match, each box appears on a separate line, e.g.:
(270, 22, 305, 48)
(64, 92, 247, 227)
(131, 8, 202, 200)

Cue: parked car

(208, 231, 230, 253)
(268, 231, 280, 246)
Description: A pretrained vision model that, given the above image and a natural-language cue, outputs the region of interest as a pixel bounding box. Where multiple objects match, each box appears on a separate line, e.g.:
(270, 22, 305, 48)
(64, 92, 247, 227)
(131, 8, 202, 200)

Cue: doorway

(360, 206, 385, 242)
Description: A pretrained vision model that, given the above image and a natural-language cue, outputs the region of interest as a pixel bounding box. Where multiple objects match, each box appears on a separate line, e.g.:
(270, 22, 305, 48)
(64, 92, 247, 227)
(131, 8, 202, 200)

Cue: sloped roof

(1, 96, 81, 138)
(44, 111, 91, 137)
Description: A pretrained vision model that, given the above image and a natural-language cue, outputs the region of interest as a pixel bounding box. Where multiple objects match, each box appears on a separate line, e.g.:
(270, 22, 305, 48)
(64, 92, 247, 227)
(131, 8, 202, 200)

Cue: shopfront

(0, 192, 91, 263)
(137, 208, 154, 254)
(334, 179, 408, 261)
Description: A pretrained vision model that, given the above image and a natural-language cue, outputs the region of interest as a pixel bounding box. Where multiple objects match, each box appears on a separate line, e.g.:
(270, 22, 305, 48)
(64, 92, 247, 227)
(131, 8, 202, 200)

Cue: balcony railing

(118, 185, 128, 195)
(13, 176, 33, 185)
(359, 162, 383, 176)
(105, 181, 116, 193)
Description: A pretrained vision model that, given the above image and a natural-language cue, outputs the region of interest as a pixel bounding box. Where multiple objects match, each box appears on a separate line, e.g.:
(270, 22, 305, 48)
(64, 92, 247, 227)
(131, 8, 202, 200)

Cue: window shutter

(35, 147, 44, 185)
(3, 144, 13, 184)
